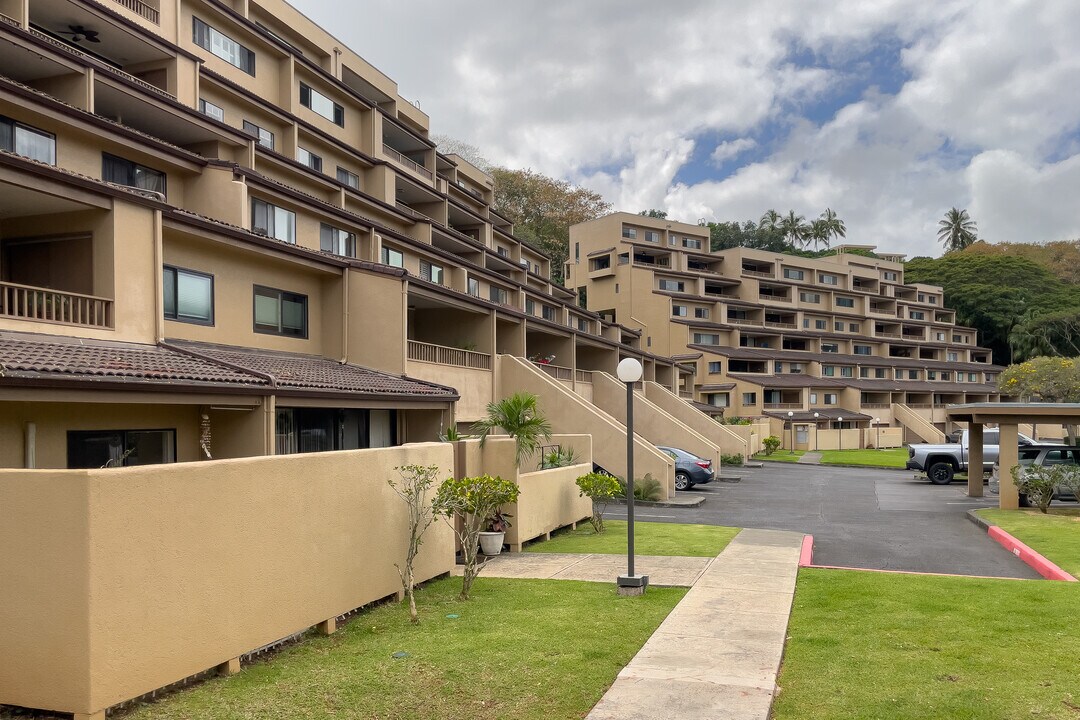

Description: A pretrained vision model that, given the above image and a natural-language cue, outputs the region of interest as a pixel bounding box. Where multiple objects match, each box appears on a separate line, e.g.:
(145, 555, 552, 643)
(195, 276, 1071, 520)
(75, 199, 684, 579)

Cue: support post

(967, 423, 984, 497)
(998, 423, 1019, 510)
(317, 617, 337, 635)
(217, 657, 241, 676)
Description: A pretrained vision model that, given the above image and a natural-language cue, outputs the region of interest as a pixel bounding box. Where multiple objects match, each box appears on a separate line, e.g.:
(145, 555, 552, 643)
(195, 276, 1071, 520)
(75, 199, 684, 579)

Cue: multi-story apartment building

(0, 0, 694, 470)
(567, 212, 1004, 446)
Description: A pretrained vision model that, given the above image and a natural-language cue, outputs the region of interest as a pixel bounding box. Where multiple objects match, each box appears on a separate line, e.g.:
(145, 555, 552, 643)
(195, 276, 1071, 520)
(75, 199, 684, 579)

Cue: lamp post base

(617, 574, 650, 596)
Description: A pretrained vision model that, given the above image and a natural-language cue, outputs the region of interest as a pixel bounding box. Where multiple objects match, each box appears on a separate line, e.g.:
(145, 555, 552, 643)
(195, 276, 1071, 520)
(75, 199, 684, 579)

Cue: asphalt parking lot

(608, 461, 1041, 578)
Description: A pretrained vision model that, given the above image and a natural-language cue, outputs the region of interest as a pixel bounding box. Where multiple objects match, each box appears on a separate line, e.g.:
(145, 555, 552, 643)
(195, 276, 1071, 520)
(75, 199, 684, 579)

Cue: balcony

(407, 340, 491, 370)
(764, 321, 797, 330)
(764, 403, 803, 410)
(726, 316, 759, 326)
(0, 281, 112, 328)
(533, 361, 573, 381)
(742, 268, 774, 278)
(110, 0, 159, 23)
(383, 144, 433, 181)
(759, 292, 791, 302)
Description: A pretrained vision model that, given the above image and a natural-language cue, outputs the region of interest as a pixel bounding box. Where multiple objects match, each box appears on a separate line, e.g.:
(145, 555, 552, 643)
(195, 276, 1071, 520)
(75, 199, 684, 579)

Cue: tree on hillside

(432, 135, 491, 172)
(759, 209, 782, 234)
(937, 207, 978, 252)
(818, 208, 846, 245)
(998, 356, 1080, 403)
(1008, 309, 1080, 361)
(490, 168, 611, 285)
(779, 210, 809, 248)
(808, 219, 830, 251)
(639, 209, 668, 219)
(963, 239, 1080, 285)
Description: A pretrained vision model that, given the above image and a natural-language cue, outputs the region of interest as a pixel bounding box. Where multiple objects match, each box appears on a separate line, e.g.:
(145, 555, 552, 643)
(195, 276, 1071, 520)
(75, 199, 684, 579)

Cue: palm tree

(472, 392, 553, 467)
(808, 219, 830, 251)
(759, 209, 781, 232)
(778, 210, 809, 248)
(818, 208, 846, 246)
(937, 207, 978, 252)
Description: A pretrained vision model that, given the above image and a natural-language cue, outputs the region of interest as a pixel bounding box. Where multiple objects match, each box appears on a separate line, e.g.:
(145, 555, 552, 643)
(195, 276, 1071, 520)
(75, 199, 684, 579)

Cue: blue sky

(294, 0, 1080, 259)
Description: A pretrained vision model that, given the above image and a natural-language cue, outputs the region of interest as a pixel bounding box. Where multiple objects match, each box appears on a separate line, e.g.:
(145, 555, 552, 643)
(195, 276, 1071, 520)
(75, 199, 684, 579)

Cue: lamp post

(813, 412, 820, 451)
(616, 357, 648, 596)
(787, 410, 794, 453)
(838, 416, 844, 452)
(874, 417, 881, 450)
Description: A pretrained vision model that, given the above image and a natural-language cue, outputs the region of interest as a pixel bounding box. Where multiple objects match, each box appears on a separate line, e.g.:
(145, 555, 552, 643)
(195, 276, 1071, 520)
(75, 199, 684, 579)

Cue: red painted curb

(987, 526, 1077, 582)
(799, 535, 814, 567)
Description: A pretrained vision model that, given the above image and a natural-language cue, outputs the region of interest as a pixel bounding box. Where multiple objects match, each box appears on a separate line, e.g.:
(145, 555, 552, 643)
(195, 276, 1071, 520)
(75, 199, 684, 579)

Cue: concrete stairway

(891, 402, 945, 443)
(644, 381, 751, 460)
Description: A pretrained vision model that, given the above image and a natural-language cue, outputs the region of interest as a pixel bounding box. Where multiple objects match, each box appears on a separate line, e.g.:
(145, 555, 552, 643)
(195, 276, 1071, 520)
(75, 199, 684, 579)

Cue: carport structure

(947, 403, 1080, 509)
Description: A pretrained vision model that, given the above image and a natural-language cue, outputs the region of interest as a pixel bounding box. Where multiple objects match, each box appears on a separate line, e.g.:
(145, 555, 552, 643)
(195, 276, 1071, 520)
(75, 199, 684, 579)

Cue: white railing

(407, 340, 491, 370)
(0, 281, 112, 328)
(111, 0, 160, 23)
(382, 144, 433, 181)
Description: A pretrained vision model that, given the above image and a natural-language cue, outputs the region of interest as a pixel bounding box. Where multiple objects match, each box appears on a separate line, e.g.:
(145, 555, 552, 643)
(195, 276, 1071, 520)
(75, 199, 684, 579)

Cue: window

(496, 246, 509, 257)
(810, 393, 818, 404)
(621, 226, 637, 239)
(918, 293, 926, 302)
(381, 245, 404, 268)
(708, 361, 722, 374)
(835, 321, 845, 331)
(243, 120, 274, 149)
(791, 363, 804, 374)
(815, 320, 827, 330)
(909, 370, 919, 380)
(875, 368, 887, 379)
(947, 352, 959, 362)
(542, 305, 556, 321)
(672, 305, 687, 317)
(854, 345, 872, 355)
(709, 393, 730, 407)
(742, 392, 757, 405)
(336, 167, 359, 189)
(695, 307, 710, 319)
(836, 297, 855, 308)
(299, 82, 344, 126)
(669, 235, 677, 246)
(823, 393, 837, 405)
(0, 115, 55, 164)
(859, 368, 869, 378)
(419, 260, 443, 285)
(163, 266, 213, 324)
(253, 285, 307, 337)
(645, 230, 660, 243)
(193, 17, 255, 75)
(102, 153, 165, 196)
(775, 361, 783, 373)
(803, 319, 810, 328)
(589, 255, 610, 271)
(617, 252, 629, 265)
(658, 279, 684, 292)
(969, 372, 978, 382)
(823, 366, 835, 377)
(489, 285, 508, 304)
(577, 317, 590, 332)
(841, 367, 853, 378)
(849, 323, 859, 332)
(468, 278, 480, 297)
(936, 332, 946, 341)
(784, 268, 805, 280)
(822, 343, 838, 353)
(68, 429, 176, 468)
(693, 333, 720, 345)
(199, 99, 224, 121)
(320, 223, 355, 257)
(800, 292, 820, 303)
(883, 271, 898, 281)
(683, 237, 702, 250)
(910, 310, 925, 320)
(250, 198, 295, 243)
(941, 372, 952, 381)
(930, 296, 938, 305)
(297, 146, 322, 172)
(819, 273, 838, 285)
(276, 408, 394, 454)
(928, 371, 938, 380)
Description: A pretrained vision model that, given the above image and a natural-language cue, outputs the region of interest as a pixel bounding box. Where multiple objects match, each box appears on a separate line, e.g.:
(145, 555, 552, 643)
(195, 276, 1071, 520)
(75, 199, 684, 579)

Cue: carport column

(997, 422, 1020, 510)
(967, 423, 983, 497)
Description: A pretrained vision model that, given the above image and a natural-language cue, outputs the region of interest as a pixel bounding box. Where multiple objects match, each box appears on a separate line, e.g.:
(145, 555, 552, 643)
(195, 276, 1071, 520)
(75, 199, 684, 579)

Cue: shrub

(720, 453, 744, 467)
(433, 474, 521, 599)
(1010, 464, 1057, 513)
(718, 416, 753, 426)
(616, 473, 663, 501)
(387, 464, 439, 624)
(541, 445, 578, 469)
(473, 392, 552, 467)
(763, 436, 781, 456)
(1057, 465, 1080, 504)
(576, 471, 622, 533)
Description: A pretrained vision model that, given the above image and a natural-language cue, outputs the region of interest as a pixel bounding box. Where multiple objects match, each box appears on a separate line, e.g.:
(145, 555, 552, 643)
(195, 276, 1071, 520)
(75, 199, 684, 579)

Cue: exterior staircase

(643, 381, 751, 459)
(891, 403, 946, 444)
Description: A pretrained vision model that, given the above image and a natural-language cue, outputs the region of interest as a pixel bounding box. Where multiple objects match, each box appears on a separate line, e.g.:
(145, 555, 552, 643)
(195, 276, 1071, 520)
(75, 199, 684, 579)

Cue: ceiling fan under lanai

(59, 25, 101, 43)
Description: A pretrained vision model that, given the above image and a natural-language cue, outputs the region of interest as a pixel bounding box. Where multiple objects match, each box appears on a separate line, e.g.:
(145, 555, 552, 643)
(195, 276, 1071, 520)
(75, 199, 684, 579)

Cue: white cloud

(291, 0, 1080, 258)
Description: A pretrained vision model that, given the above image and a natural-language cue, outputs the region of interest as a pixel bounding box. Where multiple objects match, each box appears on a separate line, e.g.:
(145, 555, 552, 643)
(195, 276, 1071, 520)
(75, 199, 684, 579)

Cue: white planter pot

(478, 531, 505, 556)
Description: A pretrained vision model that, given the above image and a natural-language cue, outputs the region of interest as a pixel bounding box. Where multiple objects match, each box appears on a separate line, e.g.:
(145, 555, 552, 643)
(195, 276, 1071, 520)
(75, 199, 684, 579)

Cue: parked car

(906, 429, 1034, 485)
(657, 446, 714, 490)
(989, 444, 1080, 506)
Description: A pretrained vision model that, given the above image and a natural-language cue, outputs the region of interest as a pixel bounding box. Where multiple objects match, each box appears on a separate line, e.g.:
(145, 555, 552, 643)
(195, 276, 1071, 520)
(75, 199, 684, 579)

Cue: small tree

(763, 436, 781, 456)
(576, 471, 622, 533)
(1010, 464, 1057, 514)
(472, 392, 553, 467)
(387, 464, 440, 624)
(1057, 465, 1080, 505)
(433, 474, 521, 600)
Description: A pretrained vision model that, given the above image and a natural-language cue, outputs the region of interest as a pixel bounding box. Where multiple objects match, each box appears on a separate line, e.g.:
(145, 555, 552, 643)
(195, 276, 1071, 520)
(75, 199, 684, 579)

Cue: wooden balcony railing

(764, 403, 803, 410)
(533, 362, 572, 381)
(0, 281, 112, 328)
(407, 340, 491, 370)
(575, 370, 593, 383)
(764, 321, 797, 329)
(382, 144, 433, 181)
(111, 0, 160, 23)
(727, 317, 759, 326)
(759, 293, 791, 302)
(742, 269, 774, 278)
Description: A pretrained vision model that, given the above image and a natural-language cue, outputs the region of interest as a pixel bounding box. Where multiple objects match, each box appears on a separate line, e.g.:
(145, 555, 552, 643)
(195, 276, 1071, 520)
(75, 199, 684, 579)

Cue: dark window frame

(67, 428, 177, 468)
(163, 265, 215, 325)
(193, 17, 255, 76)
(253, 284, 308, 338)
(102, 153, 166, 197)
(299, 82, 345, 126)
(0, 114, 56, 165)
(242, 120, 274, 149)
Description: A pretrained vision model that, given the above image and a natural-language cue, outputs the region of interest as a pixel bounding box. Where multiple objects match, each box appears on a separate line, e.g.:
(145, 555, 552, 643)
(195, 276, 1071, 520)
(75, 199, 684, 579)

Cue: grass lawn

(818, 447, 909, 468)
(752, 450, 805, 463)
(977, 507, 1080, 578)
(525, 520, 740, 557)
(774, 568, 1080, 719)
(123, 577, 685, 720)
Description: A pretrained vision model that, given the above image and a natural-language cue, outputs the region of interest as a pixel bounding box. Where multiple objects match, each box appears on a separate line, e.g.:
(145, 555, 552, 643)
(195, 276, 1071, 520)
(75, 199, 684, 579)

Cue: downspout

(340, 267, 349, 363)
(153, 208, 164, 342)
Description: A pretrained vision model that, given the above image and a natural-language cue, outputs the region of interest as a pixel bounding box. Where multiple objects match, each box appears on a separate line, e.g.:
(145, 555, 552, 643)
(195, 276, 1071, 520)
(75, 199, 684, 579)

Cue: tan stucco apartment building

(0, 0, 697, 469)
(567, 212, 1005, 446)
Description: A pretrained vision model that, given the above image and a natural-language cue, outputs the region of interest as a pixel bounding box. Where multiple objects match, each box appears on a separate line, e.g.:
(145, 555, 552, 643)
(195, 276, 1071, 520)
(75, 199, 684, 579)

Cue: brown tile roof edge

(763, 408, 872, 422)
(727, 373, 848, 388)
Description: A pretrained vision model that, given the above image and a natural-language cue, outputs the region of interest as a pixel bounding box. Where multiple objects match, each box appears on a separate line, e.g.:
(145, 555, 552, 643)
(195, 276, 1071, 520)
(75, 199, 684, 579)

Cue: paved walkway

(795, 452, 822, 464)
(465, 528, 805, 720)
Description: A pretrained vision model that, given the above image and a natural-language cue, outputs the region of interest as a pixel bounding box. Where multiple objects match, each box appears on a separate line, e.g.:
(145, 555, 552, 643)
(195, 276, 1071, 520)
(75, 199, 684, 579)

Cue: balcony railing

(861, 403, 891, 409)
(0, 281, 112, 328)
(382, 144, 433, 181)
(727, 317, 759, 326)
(110, 0, 160, 23)
(764, 403, 803, 410)
(759, 293, 790, 302)
(575, 370, 593, 383)
(742, 269, 774, 278)
(407, 340, 491, 370)
(533, 362, 572, 381)
(764, 321, 797, 329)
(876, 331, 902, 339)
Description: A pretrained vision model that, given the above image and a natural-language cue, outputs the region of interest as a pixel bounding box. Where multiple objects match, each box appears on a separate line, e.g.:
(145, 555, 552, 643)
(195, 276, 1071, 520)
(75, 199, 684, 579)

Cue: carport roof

(763, 408, 872, 422)
(946, 402, 1080, 425)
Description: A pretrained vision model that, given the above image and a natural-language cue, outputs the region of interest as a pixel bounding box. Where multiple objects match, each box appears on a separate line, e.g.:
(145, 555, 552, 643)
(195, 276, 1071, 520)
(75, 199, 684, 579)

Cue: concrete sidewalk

(461, 528, 805, 719)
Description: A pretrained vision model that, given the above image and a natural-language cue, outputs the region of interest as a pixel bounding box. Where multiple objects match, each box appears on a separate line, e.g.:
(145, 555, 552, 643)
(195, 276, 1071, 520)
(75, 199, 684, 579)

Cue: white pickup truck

(906, 429, 1035, 485)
